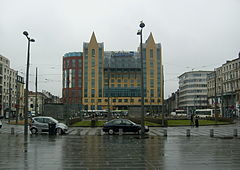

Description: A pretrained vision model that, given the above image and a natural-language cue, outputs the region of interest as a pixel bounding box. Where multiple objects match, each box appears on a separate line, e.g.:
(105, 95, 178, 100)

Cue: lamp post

(23, 31, 35, 136)
(137, 21, 145, 136)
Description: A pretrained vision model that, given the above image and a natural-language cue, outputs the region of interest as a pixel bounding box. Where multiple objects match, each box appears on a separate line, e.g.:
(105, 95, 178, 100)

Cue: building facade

(16, 75, 24, 119)
(42, 90, 61, 104)
(207, 54, 240, 117)
(62, 52, 83, 114)
(28, 91, 47, 115)
(165, 90, 179, 114)
(0, 55, 17, 118)
(178, 71, 212, 114)
(62, 32, 163, 113)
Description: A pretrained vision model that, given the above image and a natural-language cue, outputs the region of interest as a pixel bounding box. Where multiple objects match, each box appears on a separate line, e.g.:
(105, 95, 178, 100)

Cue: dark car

(102, 119, 149, 135)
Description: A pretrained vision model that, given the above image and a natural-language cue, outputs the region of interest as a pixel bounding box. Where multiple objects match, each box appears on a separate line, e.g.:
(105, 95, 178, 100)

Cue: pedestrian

(190, 114, 194, 126)
(195, 116, 199, 127)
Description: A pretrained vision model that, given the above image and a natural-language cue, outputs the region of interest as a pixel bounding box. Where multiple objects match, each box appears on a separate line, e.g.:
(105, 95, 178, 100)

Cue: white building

(178, 71, 212, 114)
(0, 55, 17, 117)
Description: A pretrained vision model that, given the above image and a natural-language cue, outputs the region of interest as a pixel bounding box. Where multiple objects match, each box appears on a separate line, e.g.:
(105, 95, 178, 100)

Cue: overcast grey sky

(1, 0, 240, 98)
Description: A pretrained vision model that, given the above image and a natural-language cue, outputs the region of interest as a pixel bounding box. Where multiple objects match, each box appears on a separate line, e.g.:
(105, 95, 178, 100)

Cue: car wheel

(30, 128, 38, 134)
(56, 128, 63, 135)
(108, 129, 114, 135)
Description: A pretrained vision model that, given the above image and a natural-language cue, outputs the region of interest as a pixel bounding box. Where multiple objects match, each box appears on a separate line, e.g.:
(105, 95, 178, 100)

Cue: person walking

(195, 116, 199, 127)
(190, 114, 194, 127)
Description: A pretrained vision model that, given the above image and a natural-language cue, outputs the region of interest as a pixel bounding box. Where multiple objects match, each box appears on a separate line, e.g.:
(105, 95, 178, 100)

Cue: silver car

(29, 116, 68, 135)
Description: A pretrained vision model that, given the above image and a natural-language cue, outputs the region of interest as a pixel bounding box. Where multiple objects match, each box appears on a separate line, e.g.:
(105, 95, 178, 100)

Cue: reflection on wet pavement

(0, 134, 240, 169)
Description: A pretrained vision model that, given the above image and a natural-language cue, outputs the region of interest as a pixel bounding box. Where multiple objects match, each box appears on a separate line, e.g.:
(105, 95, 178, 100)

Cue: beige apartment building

(207, 53, 240, 117)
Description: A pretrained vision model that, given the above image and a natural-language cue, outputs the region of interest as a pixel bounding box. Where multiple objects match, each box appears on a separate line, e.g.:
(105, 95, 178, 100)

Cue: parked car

(102, 119, 149, 135)
(29, 116, 68, 135)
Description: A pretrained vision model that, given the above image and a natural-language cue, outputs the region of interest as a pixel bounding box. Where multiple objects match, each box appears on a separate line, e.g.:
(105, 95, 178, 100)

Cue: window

(91, 79, 95, 87)
(35, 118, 43, 123)
(92, 49, 95, 57)
(91, 89, 95, 97)
(150, 49, 153, 58)
(72, 59, 76, 67)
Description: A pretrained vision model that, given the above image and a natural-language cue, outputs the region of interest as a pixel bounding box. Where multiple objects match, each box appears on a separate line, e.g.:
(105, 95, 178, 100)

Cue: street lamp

(23, 31, 35, 136)
(137, 21, 145, 136)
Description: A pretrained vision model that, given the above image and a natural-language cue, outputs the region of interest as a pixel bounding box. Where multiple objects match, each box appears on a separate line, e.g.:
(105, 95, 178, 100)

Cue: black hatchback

(102, 119, 149, 135)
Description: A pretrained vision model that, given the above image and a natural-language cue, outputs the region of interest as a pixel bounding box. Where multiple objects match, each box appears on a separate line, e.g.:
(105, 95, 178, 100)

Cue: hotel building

(62, 32, 163, 112)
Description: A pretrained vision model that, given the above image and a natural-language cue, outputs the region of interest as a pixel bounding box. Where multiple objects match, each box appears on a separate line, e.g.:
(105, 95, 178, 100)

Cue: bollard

(77, 129, 81, 136)
(210, 129, 214, 137)
(233, 129, 238, 137)
(119, 129, 123, 135)
(163, 129, 167, 137)
(186, 129, 190, 137)
(11, 127, 14, 134)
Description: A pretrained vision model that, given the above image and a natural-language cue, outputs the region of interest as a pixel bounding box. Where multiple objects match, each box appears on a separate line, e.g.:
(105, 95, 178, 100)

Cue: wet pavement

(0, 134, 240, 169)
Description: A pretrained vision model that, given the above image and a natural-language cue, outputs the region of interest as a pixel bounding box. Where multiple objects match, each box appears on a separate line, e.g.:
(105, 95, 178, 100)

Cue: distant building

(165, 90, 179, 114)
(62, 32, 164, 115)
(207, 53, 240, 117)
(28, 91, 47, 115)
(16, 75, 24, 118)
(62, 52, 83, 112)
(178, 71, 212, 114)
(42, 90, 60, 104)
(0, 55, 17, 118)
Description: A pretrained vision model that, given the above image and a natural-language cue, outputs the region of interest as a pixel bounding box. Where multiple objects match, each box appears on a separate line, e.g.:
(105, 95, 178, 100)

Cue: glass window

(112, 120, 121, 125)
(91, 89, 95, 97)
(91, 79, 95, 87)
(92, 49, 95, 57)
(72, 59, 76, 67)
(35, 118, 43, 123)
